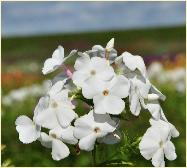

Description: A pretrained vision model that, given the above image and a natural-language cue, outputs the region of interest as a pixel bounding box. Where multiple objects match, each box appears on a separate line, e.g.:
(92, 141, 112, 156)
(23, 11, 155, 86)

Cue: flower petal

(110, 75, 130, 98)
(51, 139, 70, 161)
(74, 52, 90, 70)
(33, 96, 49, 121)
(82, 79, 105, 99)
(129, 88, 141, 116)
(160, 109, 168, 121)
(52, 45, 64, 60)
(149, 119, 170, 142)
(132, 76, 151, 98)
(42, 46, 64, 75)
(150, 85, 166, 101)
(170, 124, 180, 138)
(39, 132, 52, 148)
(72, 70, 90, 87)
(78, 133, 97, 151)
(92, 45, 104, 52)
(15, 115, 33, 126)
(74, 112, 95, 139)
(48, 80, 66, 97)
(104, 95, 125, 115)
(93, 94, 106, 114)
(122, 51, 147, 78)
(15, 115, 40, 144)
(164, 141, 177, 160)
(96, 66, 115, 81)
(146, 100, 161, 120)
(56, 107, 76, 128)
(60, 126, 78, 145)
(90, 57, 115, 81)
(151, 148, 165, 167)
(139, 127, 160, 160)
(74, 126, 93, 140)
(42, 58, 62, 75)
(160, 110, 180, 138)
(35, 108, 59, 129)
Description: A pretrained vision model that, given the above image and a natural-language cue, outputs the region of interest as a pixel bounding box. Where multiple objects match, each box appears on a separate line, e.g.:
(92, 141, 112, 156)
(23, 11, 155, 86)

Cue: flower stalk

(92, 145, 96, 166)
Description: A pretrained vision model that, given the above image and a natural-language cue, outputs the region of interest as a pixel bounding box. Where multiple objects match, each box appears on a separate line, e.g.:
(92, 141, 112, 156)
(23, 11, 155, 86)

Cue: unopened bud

(75, 144, 80, 155)
(66, 69, 73, 78)
(147, 94, 159, 101)
(113, 133, 120, 140)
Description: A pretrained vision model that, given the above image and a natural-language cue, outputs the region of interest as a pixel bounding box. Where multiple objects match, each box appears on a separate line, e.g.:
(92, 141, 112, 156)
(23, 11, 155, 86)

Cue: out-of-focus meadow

(2, 26, 186, 166)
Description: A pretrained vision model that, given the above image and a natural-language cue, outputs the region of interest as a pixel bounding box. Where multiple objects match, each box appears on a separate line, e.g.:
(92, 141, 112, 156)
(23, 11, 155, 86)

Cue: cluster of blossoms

(15, 39, 179, 166)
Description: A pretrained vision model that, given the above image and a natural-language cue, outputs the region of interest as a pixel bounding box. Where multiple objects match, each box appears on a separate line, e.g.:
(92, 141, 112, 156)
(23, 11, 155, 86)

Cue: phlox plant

(15, 38, 179, 167)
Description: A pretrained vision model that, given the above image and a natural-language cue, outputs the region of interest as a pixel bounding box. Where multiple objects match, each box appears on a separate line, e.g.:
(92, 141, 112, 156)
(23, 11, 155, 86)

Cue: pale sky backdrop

(2, 1, 186, 37)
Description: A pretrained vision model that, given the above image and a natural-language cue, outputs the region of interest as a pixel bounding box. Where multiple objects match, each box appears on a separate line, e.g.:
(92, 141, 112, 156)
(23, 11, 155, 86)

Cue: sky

(2, 1, 186, 37)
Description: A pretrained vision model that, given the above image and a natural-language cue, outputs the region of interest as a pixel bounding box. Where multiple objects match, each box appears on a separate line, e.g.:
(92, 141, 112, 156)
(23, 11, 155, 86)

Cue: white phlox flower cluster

(15, 39, 179, 166)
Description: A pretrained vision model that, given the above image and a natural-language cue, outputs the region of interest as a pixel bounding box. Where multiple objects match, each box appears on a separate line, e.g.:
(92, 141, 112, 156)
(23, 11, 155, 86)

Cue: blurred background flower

(1, 1, 185, 167)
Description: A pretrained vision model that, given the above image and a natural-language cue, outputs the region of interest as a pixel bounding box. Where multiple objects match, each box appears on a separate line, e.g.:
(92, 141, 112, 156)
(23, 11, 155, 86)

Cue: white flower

(72, 53, 115, 87)
(74, 110, 116, 151)
(51, 71, 77, 91)
(128, 76, 151, 116)
(115, 51, 151, 116)
(15, 115, 41, 144)
(88, 38, 117, 63)
(150, 85, 166, 101)
(42, 45, 77, 75)
(97, 117, 121, 144)
(142, 85, 166, 119)
(35, 80, 77, 129)
(139, 119, 178, 167)
(150, 116, 179, 138)
(82, 75, 130, 114)
(39, 126, 78, 161)
(15, 96, 46, 144)
(115, 51, 147, 78)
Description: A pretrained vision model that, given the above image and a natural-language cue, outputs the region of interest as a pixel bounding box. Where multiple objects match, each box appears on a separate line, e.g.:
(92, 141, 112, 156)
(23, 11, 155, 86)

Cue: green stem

(98, 159, 134, 166)
(92, 145, 96, 166)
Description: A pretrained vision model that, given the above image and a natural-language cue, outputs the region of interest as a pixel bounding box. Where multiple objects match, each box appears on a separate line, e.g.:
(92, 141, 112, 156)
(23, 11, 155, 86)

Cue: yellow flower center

(94, 127, 101, 133)
(51, 101, 58, 108)
(90, 70, 96, 75)
(50, 133, 57, 139)
(103, 90, 109, 96)
(159, 141, 164, 148)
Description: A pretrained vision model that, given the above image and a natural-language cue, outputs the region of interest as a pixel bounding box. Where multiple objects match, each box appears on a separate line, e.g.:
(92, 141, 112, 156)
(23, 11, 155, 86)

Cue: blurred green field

(1, 26, 186, 166)
(2, 26, 185, 63)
